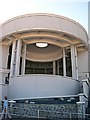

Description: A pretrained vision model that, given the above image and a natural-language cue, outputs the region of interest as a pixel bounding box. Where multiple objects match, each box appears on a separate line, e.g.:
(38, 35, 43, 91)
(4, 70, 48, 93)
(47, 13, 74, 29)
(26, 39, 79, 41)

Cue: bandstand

(0, 13, 89, 102)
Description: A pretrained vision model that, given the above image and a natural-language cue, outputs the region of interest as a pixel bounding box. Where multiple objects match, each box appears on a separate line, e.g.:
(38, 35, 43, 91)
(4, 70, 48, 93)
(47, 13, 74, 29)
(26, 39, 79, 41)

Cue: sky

(0, 0, 89, 32)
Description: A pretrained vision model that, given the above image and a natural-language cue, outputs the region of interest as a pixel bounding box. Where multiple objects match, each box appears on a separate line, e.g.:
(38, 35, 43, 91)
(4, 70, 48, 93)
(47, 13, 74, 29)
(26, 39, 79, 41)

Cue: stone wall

(9, 103, 78, 119)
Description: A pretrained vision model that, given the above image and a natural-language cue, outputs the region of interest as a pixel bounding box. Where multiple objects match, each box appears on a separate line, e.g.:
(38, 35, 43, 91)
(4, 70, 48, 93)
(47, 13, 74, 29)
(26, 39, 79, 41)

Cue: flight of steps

(86, 89, 90, 119)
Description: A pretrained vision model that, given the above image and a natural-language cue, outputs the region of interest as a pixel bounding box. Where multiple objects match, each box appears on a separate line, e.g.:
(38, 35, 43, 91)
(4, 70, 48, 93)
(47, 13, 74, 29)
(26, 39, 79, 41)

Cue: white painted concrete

(9, 74, 79, 99)
(78, 51, 88, 78)
(0, 14, 89, 102)
(1, 14, 88, 46)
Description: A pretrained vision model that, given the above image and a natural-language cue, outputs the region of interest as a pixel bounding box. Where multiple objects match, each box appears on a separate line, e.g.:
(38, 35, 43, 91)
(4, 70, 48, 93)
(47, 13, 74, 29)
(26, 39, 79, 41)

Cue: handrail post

(38, 110, 39, 119)
(70, 113, 71, 120)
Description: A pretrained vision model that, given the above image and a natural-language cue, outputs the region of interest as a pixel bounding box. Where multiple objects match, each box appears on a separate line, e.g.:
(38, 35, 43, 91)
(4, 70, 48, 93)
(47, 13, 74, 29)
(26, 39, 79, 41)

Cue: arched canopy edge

(1, 28, 88, 50)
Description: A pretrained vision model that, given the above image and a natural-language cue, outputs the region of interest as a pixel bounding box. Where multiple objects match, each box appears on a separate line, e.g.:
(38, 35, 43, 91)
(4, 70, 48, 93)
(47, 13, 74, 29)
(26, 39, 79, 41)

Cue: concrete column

(76, 102, 85, 120)
(10, 41, 17, 77)
(63, 48, 66, 77)
(57, 60, 59, 75)
(71, 45, 75, 79)
(75, 46, 78, 80)
(78, 93, 86, 102)
(71, 45, 78, 79)
(82, 79, 89, 98)
(21, 44, 26, 75)
(53, 61, 56, 75)
(15, 39, 22, 76)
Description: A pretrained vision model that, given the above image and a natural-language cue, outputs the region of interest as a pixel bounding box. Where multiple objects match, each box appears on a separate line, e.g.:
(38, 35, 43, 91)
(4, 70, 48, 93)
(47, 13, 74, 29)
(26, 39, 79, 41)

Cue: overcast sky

(0, 0, 89, 32)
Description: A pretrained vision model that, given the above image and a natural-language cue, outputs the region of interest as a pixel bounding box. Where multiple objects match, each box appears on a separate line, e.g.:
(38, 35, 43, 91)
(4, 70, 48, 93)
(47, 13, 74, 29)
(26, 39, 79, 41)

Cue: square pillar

(76, 102, 85, 120)
(63, 48, 66, 77)
(15, 39, 22, 76)
(53, 61, 56, 75)
(10, 40, 17, 77)
(21, 44, 26, 75)
(71, 45, 78, 80)
(10, 40, 22, 76)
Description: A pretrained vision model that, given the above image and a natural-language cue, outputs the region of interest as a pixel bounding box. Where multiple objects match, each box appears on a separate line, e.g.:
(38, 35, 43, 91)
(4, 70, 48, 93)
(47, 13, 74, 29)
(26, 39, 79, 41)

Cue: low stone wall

(0, 102, 86, 119)
(9, 103, 78, 119)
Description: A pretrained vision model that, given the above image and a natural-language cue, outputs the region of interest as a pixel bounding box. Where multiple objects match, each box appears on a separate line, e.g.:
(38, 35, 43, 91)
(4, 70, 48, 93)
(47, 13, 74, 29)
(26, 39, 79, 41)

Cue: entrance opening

(25, 60, 53, 74)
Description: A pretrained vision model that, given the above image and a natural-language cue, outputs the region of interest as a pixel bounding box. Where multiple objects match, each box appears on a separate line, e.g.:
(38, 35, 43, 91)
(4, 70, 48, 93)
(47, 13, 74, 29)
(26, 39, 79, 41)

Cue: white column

(71, 45, 75, 79)
(71, 45, 78, 79)
(10, 40, 17, 77)
(53, 61, 56, 75)
(57, 60, 59, 75)
(15, 39, 22, 76)
(75, 46, 78, 80)
(63, 48, 66, 77)
(21, 44, 26, 75)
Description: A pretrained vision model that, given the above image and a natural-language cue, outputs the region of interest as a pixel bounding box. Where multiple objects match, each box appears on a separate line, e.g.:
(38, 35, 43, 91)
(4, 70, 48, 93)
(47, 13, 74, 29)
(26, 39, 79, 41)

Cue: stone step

(1, 118, 65, 120)
(1, 116, 79, 120)
(1, 118, 39, 120)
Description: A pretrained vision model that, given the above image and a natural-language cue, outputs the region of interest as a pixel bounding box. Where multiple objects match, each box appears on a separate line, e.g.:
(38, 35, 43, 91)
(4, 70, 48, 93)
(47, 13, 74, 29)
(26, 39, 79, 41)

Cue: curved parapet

(9, 74, 79, 99)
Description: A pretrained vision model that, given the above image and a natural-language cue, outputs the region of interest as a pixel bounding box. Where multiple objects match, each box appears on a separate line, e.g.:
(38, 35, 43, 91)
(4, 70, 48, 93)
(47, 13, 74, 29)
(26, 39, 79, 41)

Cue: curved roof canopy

(0, 13, 89, 52)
